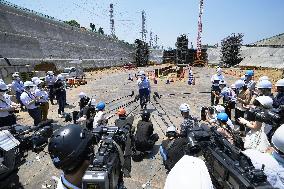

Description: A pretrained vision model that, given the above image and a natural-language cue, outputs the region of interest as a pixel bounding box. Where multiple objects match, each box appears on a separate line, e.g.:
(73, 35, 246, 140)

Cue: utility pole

(110, 3, 115, 37)
(141, 10, 147, 42)
(149, 31, 153, 47)
(154, 34, 158, 49)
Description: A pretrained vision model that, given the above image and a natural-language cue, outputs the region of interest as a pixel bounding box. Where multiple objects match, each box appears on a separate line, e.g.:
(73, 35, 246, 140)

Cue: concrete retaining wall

(0, 2, 135, 69)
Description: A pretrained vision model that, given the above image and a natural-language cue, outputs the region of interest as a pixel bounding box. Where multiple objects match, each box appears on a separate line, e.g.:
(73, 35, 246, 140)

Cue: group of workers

(0, 71, 69, 127)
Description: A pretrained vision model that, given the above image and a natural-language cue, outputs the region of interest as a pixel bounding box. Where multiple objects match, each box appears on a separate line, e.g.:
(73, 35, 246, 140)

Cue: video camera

(200, 106, 215, 121)
(185, 127, 210, 155)
(0, 120, 53, 180)
(246, 108, 283, 126)
(82, 125, 132, 189)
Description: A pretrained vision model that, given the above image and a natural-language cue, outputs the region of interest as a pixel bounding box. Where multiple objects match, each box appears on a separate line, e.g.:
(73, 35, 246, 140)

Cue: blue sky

(6, 0, 284, 48)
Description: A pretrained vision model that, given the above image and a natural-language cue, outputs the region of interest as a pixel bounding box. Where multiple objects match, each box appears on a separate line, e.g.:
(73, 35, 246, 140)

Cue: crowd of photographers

(1, 67, 284, 189)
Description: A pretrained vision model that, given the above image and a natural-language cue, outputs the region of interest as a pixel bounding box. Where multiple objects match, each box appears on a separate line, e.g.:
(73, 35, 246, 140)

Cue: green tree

(221, 33, 243, 67)
(64, 20, 80, 28)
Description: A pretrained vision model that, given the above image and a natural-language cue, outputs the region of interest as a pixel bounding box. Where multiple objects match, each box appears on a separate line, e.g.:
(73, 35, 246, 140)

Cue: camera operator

(164, 155, 213, 189)
(214, 113, 234, 144)
(34, 79, 49, 121)
(243, 124, 284, 188)
(134, 110, 159, 153)
(48, 124, 93, 189)
(77, 99, 96, 129)
(0, 82, 19, 127)
(273, 78, 284, 113)
(218, 80, 236, 119)
(238, 96, 272, 153)
(204, 105, 235, 130)
(78, 92, 90, 111)
(20, 81, 42, 126)
(210, 67, 224, 106)
(179, 103, 198, 137)
(235, 79, 251, 135)
(93, 101, 107, 128)
(160, 126, 188, 172)
(115, 108, 134, 131)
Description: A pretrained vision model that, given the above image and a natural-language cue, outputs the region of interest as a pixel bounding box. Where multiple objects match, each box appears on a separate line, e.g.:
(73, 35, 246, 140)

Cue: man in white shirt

(20, 81, 42, 126)
(93, 101, 107, 128)
(0, 82, 19, 127)
(34, 79, 49, 121)
(137, 71, 151, 109)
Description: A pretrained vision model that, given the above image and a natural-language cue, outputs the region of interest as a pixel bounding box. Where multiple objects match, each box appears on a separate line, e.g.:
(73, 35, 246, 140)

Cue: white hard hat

(12, 73, 19, 78)
(179, 103, 190, 112)
(24, 81, 35, 87)
(167, 125, 176, 133)
(272, 124, 284, 153)
(256, 80, 272, 89)
(234, 80, 245, 89)
(47, 71, 54, 75)
(240, 75, 246, 81)
(216, 67, 222, 75)
(219, 80, 227, 85)
(230, 84, 236, 89)
(57, 74, 64, 80)
(255, 96, 273, 109)
(0, 82, 8, 91)
(34, 79, 43, 86)
(31, 77, 40, 83)
(213, 75, 221, 81)
(90, 99, 96, 106)
(275, 78, 284, 87)
(138, 70, 145, 76)
(258, 76, 269, 82)
(79, 92, 86, 99)
(214, 105, 225, 113)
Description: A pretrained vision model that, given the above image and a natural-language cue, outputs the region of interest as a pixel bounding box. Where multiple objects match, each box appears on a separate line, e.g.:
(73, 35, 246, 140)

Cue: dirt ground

(2, 66, 240, 189)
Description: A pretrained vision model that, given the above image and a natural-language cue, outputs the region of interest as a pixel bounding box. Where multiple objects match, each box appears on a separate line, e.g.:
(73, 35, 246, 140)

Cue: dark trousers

(57, 94, 65, 114)
(235, 109, 245, 131)
(211, 86, 220, 106)
(63, 90, 67, 105)
(139, 88, 150, 108)
(0, 114, 16, 127)
(48, 85, 54, 103)
(28, 108, 42, 126)
(16, 91, 24, 108)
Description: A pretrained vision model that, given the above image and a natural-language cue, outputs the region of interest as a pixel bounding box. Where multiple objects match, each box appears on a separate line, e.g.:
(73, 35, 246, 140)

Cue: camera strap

(112, 140, 125, 165)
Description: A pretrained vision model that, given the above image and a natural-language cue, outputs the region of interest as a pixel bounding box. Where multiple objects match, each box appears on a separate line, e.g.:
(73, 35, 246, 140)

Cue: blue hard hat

(245, 70, 254, 76)
(217, 112, 229, 122)
(96, 102, 105, 111)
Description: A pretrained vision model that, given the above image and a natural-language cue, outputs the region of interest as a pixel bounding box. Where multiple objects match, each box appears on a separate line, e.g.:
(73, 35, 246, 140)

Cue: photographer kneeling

(77, 99, 97, 129)
(133, 110, 159, 155)
(160, 126, 188, 172)
(239, 96, 272, 153)
(0, 82, 19, 127)
(48, 124, 93, 189)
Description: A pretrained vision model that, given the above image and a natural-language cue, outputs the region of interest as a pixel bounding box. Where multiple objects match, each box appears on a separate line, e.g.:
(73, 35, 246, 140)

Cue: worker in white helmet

(78, 92, 90, 110)
(243, 124, 284, 188)
(164, 155, 213, 189)
(179, 103, 198, 137)
(210, 67, 224, 106)
(137, 70, 151, 109)
(250, 79, 273, 106)
(218, 80, 236, 119)
(45, 71, 56, 104)
(54, 74, 66, 118)
(273, 79, 284, 111)
(11, 73, 25, 110)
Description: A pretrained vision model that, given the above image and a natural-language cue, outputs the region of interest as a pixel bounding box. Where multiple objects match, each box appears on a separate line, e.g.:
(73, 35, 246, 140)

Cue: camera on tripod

(82, 125, 131, 189)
